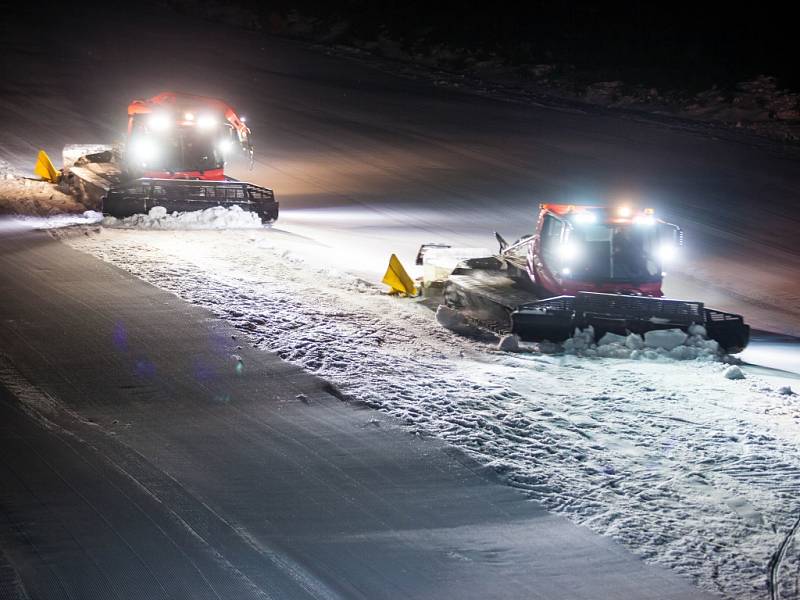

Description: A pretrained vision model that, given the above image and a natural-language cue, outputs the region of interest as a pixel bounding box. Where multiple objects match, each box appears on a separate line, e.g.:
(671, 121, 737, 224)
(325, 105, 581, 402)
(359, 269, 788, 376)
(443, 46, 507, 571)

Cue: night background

(262, 1, 797, 88)
(138, 1, 792, 90)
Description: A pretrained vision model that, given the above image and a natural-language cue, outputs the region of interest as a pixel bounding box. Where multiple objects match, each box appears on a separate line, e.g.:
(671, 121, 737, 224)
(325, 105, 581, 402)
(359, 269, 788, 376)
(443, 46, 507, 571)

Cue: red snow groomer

(425, 203, 749, 352)
(103, 92, 278, 221)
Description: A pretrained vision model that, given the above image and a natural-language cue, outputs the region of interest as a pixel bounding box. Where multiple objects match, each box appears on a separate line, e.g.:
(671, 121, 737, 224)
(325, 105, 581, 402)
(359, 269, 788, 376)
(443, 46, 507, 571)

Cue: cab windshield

(128, 114, 225, 174)
(149, 128, 222, 173)
(542, 216, 661, 282)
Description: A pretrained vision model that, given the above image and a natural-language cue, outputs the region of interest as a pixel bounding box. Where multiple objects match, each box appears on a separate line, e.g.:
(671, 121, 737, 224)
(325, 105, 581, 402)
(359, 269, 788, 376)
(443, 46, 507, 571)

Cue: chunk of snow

(596, 342, 634, 359)
(644, 329, 688, 351)
(563, 326, 595, 353)
(778, 385, 795, 395)
(723, 365, 746, 380)
(563, 326, 720, 361)
(497, 334, 520, 352)
(597, 332, 627, 346)
(536, 340, 562, 354)
(689, 324, 707, 337)
(102, 205, 263, 230)
(625, 333, 644, 350)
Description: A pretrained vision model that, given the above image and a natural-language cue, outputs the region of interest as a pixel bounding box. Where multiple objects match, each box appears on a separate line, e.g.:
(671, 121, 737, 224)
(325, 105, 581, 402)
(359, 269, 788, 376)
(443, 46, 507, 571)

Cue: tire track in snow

(770, 513, 800, 600)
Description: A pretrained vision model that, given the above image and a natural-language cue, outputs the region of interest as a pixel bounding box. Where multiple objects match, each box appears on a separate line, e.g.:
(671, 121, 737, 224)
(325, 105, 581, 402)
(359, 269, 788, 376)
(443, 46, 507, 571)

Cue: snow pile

(723, 365, 746, 380)
(563, 325, 721, 361)
(102, 205, 263, 229)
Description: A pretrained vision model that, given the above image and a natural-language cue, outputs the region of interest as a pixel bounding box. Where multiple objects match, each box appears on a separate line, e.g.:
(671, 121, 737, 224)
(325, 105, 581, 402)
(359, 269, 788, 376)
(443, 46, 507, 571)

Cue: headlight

(658, 243, 678, 263)
(147, 113, 171, 131)
(130, 138, 159, 164)
(574, 212, 597, 224)
(198, 114, 217, 129)
(217, 139, 234, 154)
(558, 242, 580, 261)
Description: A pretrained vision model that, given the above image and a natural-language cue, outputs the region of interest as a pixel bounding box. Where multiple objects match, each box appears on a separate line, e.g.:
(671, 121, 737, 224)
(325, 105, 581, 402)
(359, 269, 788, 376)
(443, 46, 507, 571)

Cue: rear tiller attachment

(512, 291, 750, 353)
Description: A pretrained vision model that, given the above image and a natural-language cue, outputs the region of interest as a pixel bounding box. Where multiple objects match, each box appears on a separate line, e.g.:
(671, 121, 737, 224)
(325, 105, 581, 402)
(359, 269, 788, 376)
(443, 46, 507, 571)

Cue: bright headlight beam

(130, 138, 159, 164)
(558, 242, 580, 261)
(198, 114, 218, 129)
(574, 212, 597, 224)
(217, 139, 234, 154)
(147, 113, 171, 131)
(658, 243, 678, 263)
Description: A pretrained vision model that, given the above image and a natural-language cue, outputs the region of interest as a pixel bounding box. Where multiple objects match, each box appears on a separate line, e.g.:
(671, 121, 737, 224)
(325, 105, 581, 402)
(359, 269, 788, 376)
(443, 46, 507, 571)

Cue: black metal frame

(103, 178, 279, 222)
(512, 291, 750, 353)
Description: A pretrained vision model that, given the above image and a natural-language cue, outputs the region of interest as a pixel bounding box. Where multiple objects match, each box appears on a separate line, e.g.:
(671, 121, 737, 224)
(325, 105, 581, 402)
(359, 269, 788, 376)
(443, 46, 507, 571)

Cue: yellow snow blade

(34, 150, 60, 183)
(382, 254, 417, 296)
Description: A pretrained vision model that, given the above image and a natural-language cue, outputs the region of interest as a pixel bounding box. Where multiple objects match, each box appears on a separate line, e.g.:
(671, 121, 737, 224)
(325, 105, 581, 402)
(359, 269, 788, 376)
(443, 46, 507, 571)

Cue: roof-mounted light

(573, 211, 597, 225)
(634, 214, 655, 225)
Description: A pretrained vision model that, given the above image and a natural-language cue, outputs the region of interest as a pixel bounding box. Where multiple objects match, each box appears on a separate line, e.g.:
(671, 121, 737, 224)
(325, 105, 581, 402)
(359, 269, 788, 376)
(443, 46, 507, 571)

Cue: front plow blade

(512, 292, 749, 353)
(103, 178, 279, 222)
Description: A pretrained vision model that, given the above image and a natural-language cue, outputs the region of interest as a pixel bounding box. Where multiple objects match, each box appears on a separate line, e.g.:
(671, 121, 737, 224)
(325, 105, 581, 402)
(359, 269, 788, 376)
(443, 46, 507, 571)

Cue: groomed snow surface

(56, 222, 800, 600)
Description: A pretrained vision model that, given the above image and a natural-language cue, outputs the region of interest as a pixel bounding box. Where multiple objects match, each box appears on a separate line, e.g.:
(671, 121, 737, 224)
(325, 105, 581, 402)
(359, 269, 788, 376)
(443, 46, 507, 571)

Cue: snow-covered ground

(54, 221, 800, 600)
(3, 5, 800, 596)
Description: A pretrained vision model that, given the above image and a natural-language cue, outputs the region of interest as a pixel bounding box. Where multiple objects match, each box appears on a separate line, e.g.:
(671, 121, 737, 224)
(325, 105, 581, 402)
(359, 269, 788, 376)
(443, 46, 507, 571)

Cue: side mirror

(658, 222, 683, 247)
